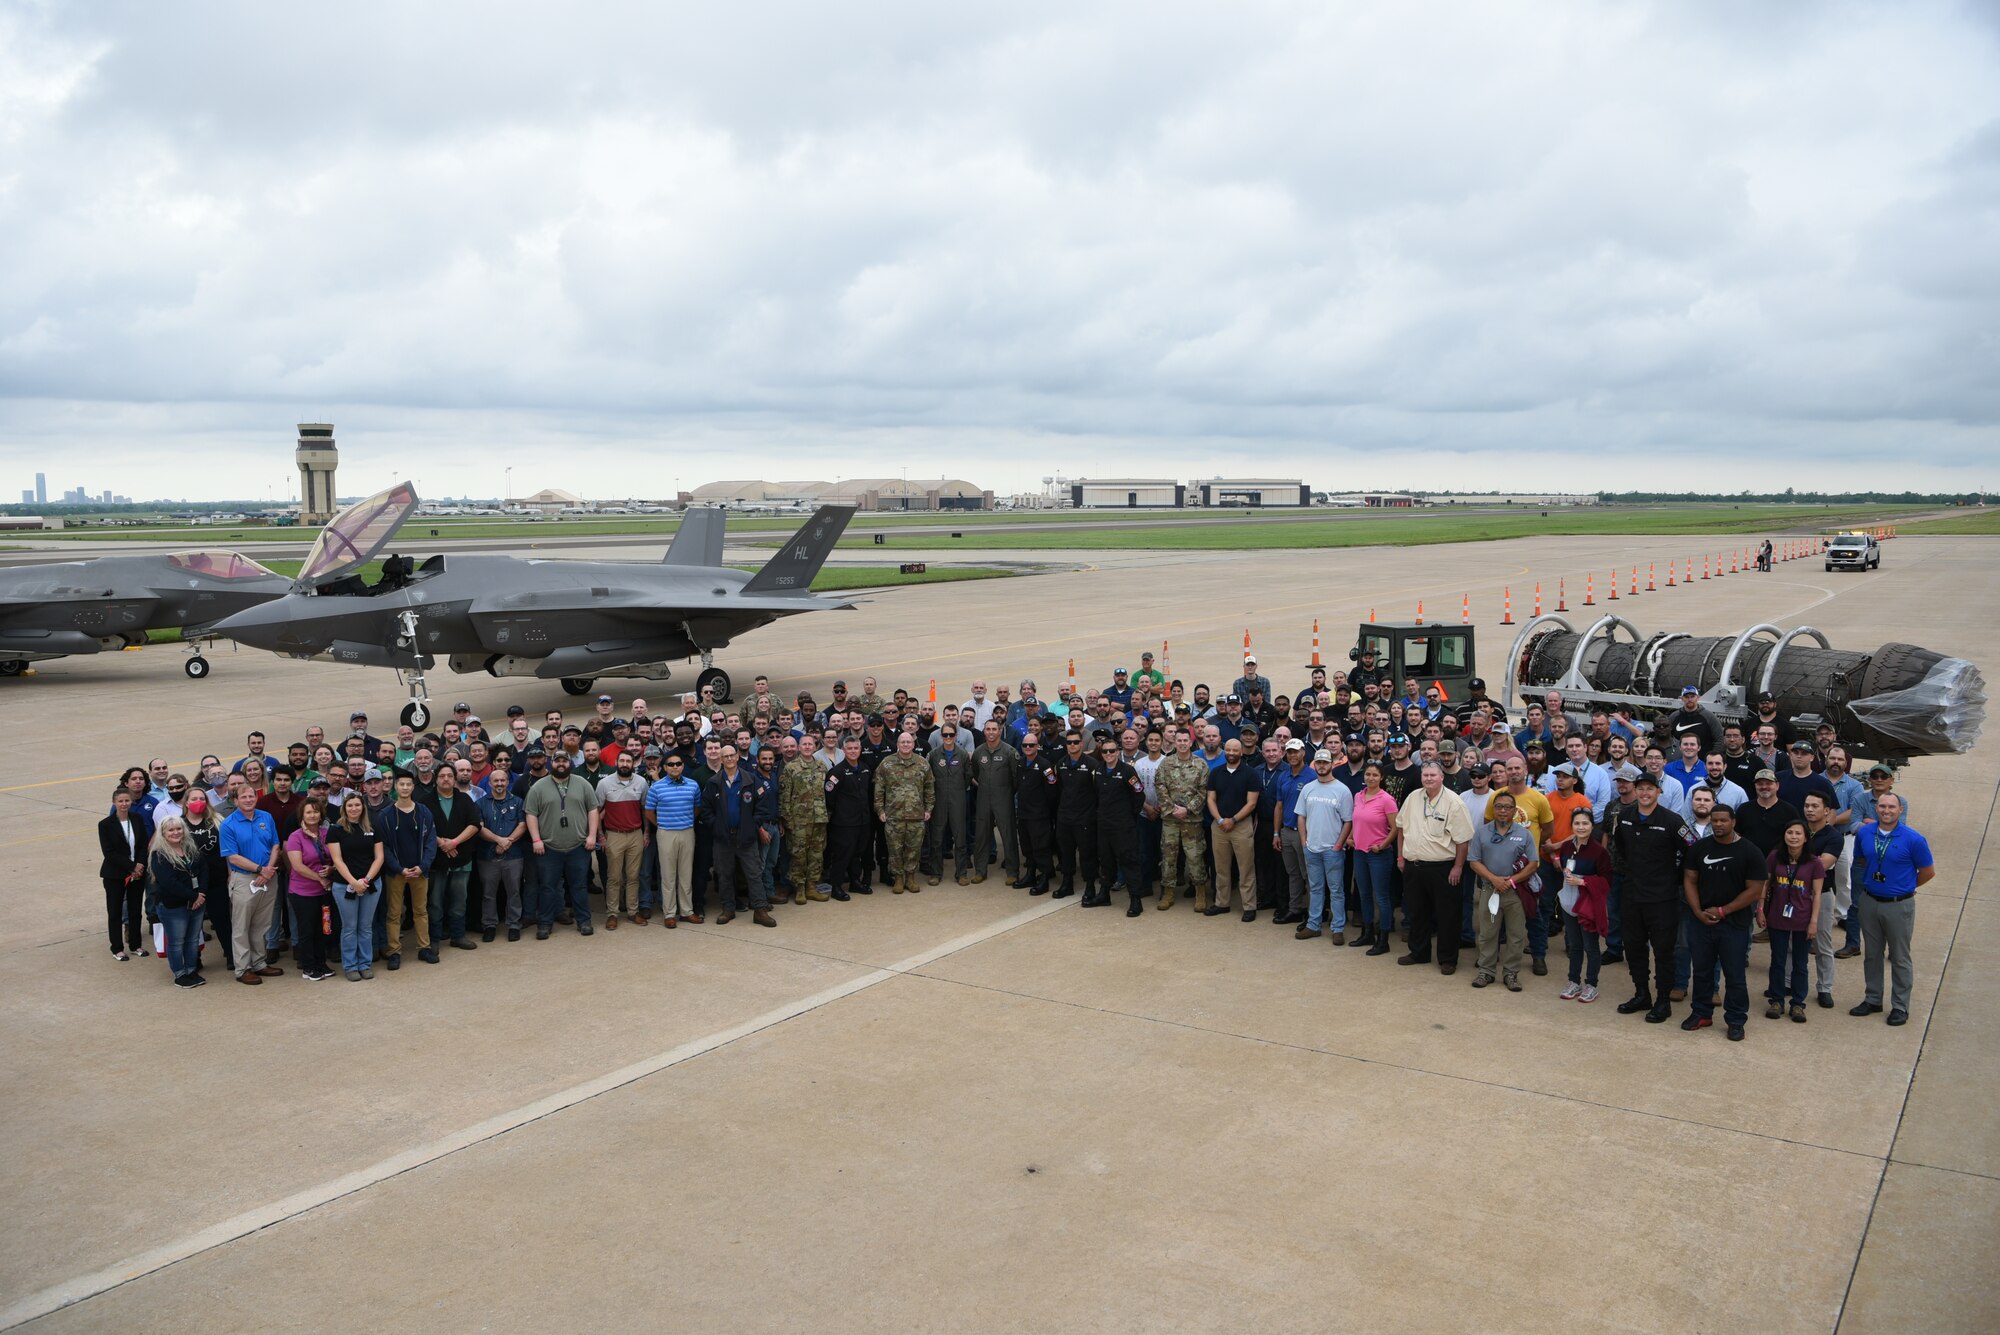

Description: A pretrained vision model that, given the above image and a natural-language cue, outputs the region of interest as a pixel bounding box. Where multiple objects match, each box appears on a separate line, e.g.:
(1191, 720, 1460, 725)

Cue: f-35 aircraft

(213, 483, 857, 727)
(0, 550, 291, 678)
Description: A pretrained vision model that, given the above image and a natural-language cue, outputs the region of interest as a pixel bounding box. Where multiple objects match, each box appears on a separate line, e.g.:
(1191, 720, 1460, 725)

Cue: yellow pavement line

(0, 762, 203, 795)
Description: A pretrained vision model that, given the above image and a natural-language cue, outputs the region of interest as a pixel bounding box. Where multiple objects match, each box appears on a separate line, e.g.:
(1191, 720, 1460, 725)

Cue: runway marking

(0, 895, 1072, 1332)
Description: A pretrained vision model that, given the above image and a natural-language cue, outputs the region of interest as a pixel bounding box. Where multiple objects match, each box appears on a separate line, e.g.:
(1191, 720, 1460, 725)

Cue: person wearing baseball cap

(1778, 739, 1837, 812)
(1133, 651, 1166, 692)
(1662, 686, 1723, 757)
(1608, 768, 1693, 1023)
(1293, 746, 1354, 942)
(1231, 656, 1272, 707)
(1103, 666, 1134, 711)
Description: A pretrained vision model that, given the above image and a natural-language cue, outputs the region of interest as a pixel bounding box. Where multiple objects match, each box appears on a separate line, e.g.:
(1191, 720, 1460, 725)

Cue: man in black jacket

(1090, 738, 1146, 915)
(1610, 773, 1694, 1024)
(1053, 733, 1099, 899)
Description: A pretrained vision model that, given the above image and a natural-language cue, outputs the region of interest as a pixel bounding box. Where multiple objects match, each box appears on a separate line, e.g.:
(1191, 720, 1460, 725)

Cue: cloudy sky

(2, 0, 1996, 503)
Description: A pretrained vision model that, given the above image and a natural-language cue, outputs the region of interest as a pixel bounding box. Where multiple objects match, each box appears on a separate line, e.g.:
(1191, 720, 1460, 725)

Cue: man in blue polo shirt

(1848, 792, 1934, 1026)
(644, 753, 703, 925)
(220, 785, 284, 983)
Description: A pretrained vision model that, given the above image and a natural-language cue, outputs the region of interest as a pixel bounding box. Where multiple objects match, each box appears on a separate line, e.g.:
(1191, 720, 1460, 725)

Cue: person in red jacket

(1551, 808, 1611, 1002)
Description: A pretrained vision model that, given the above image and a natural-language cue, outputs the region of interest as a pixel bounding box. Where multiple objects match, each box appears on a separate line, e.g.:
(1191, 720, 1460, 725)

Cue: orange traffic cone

(1583, 575, 1595, 606)
(1556, 577, 1568, 611)
(1533, 582, 1542, 617)
(1460, 594, 1470, 625)
(1415, 600, 1424, 626)
(1607, 569, 1619, 601)
(1646, 562, 1656, 592)
(1501, 588, 1514, 625)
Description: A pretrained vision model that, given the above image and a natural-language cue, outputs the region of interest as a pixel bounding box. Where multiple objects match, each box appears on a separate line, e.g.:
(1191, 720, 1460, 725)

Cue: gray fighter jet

(0, 549, 291, 678)
(212, 482, 857, 727)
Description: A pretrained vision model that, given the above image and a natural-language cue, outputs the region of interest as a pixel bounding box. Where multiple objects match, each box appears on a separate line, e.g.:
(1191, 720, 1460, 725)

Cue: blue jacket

(378, 801, 438, 872)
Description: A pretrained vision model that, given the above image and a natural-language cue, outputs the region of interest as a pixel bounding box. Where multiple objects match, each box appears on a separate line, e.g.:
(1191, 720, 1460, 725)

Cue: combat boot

(908, 874, 921, 893)
(1157, 885, 1175, 911)
(1194, 881, 1211, 913)
(927, 869, 941, 886)
(1126, 891, 1145, 917)
(805, 884, 830, 902)
(892, 873, 906, 894)
(1029, 876, 1049, 896)
(793, 886, 808, 906)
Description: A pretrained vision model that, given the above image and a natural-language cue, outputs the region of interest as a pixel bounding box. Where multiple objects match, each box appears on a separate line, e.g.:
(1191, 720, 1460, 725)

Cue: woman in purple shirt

(285, 798, 336, 982)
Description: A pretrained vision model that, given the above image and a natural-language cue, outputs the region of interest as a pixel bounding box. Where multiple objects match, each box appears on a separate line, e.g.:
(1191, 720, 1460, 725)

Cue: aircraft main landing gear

(561, 677, 596, 696)
(183, 655, 209, 679)
(695, 651, 732, 704)
(0, 660, 24, 678)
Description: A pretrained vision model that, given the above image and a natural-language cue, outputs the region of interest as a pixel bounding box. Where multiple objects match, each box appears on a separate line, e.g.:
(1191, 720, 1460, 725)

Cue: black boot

(1126, 894, 1144, 918)
(1029, 876, 1049, 896)
(1052, 879, 1075, 899)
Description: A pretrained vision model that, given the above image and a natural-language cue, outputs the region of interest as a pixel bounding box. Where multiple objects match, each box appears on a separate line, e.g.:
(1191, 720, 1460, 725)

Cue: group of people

(96, 652, 1936, 1039)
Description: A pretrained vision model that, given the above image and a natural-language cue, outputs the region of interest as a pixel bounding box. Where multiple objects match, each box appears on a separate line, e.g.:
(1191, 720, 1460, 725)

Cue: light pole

(505, 467, 513, 507)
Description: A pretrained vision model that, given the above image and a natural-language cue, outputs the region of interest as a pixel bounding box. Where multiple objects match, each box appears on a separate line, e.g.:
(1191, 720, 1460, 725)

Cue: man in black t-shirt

(1803, 792, 1845, 1008)
(1682, 804, 1766, 1039)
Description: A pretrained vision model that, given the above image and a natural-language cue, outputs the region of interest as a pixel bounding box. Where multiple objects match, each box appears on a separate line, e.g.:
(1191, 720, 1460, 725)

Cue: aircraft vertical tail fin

(663, 507, 726, 568)
(742, 505, 855, 595)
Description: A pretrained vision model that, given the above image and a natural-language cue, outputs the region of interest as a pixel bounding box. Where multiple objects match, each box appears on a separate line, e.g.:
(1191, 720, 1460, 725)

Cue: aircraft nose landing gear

(394, 609, 432, 728)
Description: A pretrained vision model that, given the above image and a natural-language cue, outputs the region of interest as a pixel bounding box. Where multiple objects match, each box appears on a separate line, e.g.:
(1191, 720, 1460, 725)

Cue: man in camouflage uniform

(852, 677, 888, 719)
(779, 743, 831, 905)
(874, 731, 935, 893)
(1155, 726, 1213, 911)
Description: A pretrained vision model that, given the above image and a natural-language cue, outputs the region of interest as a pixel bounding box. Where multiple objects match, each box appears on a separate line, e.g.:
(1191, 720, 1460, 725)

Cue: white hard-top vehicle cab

(1825, 533, 1881, 571)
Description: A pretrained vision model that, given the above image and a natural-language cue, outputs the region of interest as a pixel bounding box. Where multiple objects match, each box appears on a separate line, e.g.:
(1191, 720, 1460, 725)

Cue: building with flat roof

(686, 478, 992, 512)
(1194, 478, 1311, 507)
(1071, 478, 1185, 508)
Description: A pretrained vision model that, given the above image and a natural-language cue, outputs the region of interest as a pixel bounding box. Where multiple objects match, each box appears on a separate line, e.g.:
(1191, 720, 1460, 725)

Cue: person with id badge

(1760, 819, 1823, 1022)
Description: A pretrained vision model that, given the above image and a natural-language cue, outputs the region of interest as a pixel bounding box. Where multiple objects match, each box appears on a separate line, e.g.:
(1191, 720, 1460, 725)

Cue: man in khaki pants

(594, 753, 649, 926)
(1206, 737, 1260, 920)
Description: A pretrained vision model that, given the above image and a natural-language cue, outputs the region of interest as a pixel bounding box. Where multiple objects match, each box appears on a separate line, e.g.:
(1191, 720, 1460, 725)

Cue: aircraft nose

(212, 601, 289, 648)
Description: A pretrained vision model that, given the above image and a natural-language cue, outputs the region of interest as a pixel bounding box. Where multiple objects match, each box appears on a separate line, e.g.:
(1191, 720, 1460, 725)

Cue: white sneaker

(1578, 984, 1599, 1003)
(1558, 981, 1582, 1000)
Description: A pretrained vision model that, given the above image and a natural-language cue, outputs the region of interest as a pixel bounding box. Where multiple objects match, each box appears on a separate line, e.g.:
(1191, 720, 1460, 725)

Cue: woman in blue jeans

(1348, 763, 1401, 956)
(147, 815, 209, 989)
(328, 794, 386, 980)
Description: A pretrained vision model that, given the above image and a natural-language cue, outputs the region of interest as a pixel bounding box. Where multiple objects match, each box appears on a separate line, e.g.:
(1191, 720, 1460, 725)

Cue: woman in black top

(182, 789, 232, 973)
(148, 815, 209, 988)
(328, 793, 385, 980)
(98, 787, 149, 960)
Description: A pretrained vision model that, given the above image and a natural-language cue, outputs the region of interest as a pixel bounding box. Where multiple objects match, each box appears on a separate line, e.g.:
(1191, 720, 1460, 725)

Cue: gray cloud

(2, 0, 1997, 500)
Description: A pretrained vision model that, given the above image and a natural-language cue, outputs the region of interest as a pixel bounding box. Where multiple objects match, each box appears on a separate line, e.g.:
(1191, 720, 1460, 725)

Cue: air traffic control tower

(296, 423, 339, 524)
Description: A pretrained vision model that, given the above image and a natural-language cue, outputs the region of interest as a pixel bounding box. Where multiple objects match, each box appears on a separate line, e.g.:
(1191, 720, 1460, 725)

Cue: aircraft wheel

(403, 702, 431, 729)
(0, 660, 24, 678)
(696, 666, 732, 703)
(183, 655, 210, 680)
(560, 677, 596, 697)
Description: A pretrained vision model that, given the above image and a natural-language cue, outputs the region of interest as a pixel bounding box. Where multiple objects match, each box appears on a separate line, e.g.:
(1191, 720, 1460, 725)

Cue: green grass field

(789, 504, 1929, 551)
(1894, 510, 2000, 535)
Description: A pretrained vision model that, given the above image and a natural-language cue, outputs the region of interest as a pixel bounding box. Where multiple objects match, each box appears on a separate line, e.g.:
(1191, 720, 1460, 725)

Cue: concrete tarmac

(1, 531, 1995, 1333)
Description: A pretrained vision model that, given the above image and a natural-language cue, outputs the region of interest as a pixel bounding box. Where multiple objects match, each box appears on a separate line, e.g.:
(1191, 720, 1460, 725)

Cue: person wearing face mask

(180, 788, 230, 974)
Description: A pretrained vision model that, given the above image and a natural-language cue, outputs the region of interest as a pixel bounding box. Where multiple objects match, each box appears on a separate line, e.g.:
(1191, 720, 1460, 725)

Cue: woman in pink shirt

(1348, 761, 1401, 956)
(285, 798, 336, 982)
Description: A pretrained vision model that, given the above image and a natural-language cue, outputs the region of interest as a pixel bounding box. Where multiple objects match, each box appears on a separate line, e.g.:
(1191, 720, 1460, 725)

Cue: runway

(2, 530, 1995, 1334)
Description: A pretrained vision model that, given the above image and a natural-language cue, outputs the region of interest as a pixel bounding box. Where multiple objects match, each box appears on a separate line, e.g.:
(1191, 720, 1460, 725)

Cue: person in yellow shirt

(1488, 754, 1560, 977)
